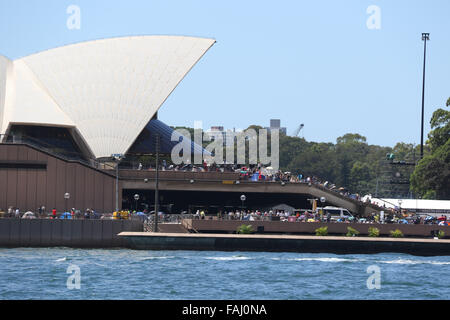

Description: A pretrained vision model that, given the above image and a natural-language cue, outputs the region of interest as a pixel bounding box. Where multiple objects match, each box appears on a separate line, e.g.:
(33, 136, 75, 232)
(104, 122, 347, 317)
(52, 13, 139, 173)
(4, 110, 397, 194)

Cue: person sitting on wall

(52, 208, 57, 219)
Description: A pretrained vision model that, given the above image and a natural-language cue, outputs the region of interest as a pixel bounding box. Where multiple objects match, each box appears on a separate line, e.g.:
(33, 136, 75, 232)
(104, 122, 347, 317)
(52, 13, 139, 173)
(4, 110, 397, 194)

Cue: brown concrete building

(0, 143, 117, 214)
(0, 141, 387, 215)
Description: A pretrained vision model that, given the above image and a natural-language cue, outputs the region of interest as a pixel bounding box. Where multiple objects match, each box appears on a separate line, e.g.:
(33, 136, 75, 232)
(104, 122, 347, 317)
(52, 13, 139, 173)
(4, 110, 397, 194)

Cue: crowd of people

(1, 205, 448, 226)
(0, 206, 103, 220)
(191, 209, 450, 225)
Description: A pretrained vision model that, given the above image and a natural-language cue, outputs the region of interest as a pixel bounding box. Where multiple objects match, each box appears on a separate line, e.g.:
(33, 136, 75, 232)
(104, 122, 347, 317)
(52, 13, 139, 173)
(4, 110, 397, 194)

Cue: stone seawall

(0, 219, 143, 248)
(119, 232, 450, 256)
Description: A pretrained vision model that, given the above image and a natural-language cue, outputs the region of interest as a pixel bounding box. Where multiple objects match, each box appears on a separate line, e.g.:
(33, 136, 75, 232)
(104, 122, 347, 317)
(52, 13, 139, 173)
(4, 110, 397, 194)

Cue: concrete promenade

(182, 219, 450, 238)
(118, 232, 450, 256)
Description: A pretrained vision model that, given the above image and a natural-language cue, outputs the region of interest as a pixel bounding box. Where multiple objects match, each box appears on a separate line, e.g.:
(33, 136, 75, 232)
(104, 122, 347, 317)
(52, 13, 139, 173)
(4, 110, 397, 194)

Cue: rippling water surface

(1, 248, 449, 300)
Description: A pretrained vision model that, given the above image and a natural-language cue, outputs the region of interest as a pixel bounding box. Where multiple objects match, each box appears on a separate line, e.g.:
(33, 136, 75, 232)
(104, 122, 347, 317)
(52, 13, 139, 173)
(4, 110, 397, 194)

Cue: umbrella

(59, 212, 72, 219)
(22, 212, 36, 219)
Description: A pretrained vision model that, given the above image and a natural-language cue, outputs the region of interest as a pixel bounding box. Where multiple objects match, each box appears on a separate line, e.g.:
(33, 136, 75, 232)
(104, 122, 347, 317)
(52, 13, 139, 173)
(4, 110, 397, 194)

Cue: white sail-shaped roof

(0, 36, 215, 158)
(0, 55, 11, 133)
(3, 60, 76, 129)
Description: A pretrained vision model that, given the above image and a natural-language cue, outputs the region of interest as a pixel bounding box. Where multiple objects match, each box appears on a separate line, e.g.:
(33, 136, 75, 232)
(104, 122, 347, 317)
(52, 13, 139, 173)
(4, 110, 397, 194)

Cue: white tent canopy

(364, 196, 450, 214)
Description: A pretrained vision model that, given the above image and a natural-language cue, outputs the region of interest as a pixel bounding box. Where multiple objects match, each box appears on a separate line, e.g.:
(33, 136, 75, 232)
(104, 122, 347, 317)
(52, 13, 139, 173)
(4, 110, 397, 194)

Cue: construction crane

(292, 124, 304, 137)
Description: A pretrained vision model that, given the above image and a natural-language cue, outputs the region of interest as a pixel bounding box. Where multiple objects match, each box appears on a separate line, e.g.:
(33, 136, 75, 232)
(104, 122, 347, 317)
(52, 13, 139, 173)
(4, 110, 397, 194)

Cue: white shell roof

(0, 36, 215, 158)
(0, 55, 12, 133)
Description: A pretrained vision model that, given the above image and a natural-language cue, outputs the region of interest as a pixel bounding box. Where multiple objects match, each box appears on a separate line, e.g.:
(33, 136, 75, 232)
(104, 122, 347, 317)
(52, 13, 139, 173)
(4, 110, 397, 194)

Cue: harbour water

(1, 248, 449, 300)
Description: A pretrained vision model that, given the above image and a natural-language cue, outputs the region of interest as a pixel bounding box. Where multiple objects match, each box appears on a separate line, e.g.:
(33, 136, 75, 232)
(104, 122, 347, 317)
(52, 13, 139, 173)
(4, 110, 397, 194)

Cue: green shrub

(438, 231, 445, 239)
(237, 224, 254, 234)
(390, 229, 404, 238)
(315, 226, 328, 236)
(368, 227, 380, 237)
(346, 226, 360, 237)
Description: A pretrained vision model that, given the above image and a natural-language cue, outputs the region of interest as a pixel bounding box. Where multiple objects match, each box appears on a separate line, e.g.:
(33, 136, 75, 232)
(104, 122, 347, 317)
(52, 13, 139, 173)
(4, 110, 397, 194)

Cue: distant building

(266, 119, 287, 135)
(207, 126, 233, 146)
(270, 119, 280, 128)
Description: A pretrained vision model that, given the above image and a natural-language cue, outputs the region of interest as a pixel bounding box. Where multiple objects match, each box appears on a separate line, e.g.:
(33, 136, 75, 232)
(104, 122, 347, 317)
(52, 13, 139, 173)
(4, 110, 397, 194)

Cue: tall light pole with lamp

(111, 154, 124, 213)
(320, 197, 326, 221)
(420, 33, 430, 160)
(134, 194, 140, 212)
(154, 134, 161, 232)
(240, 195, 246, 220)
(64, 193, 70, 214)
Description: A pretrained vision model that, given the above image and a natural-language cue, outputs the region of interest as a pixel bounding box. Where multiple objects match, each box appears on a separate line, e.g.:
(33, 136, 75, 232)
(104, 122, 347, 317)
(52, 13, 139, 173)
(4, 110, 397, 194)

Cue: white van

(320, 206, 354, 221)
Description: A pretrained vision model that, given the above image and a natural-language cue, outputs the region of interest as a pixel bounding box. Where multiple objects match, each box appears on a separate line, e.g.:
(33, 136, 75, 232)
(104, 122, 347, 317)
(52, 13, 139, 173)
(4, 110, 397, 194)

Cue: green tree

(334, 133, 369, 188)
(411, 139, 450, 199)
(411, 98, 450, 199)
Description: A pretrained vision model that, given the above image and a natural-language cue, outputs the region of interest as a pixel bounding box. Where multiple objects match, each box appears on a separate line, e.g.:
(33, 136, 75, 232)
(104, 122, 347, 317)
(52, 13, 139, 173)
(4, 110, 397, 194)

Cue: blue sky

(0, 0, 449, 147)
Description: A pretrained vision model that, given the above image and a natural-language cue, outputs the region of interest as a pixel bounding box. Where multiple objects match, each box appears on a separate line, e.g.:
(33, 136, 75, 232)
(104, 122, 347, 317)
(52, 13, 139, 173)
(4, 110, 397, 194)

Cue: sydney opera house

(0, 36, 216, 213)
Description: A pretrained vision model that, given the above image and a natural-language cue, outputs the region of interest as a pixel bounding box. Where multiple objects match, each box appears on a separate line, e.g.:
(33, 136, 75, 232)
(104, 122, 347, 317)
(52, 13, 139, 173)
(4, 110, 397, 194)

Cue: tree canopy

(411, 98, 450, 199)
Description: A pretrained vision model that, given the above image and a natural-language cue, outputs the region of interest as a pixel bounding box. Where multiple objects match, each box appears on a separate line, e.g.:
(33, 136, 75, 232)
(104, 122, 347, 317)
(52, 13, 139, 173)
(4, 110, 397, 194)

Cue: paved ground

(118, 232, 450, 244)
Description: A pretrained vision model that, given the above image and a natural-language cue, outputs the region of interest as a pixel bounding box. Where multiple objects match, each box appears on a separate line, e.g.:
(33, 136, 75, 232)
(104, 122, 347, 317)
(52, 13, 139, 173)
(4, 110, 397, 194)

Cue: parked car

(321, 206, 354, 221)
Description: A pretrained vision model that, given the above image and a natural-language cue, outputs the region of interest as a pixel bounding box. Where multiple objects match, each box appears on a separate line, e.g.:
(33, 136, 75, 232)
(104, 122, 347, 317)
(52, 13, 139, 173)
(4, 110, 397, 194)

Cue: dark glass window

(7, 125, 87, 161)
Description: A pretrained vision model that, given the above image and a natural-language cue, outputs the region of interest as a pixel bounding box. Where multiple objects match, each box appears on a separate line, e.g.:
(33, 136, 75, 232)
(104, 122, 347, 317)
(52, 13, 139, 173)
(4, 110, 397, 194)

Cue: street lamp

(398, 199, 403, 215)
(111, 154, 124, 212)
(240, 194, 246, 219)
(134, 194, 140, 212)
(320, 197, 326, 221)
(420, 33, 430, 159)
(154, 134, 161, 232)
(64, 193, 70, 213)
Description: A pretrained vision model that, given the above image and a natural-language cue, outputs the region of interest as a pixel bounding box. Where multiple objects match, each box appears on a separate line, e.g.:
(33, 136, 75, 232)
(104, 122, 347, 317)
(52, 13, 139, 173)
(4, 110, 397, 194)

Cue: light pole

(240, 195, 246, 219)
(154, 134, 160, 232)
(320, 197, 326, 221)
(64, 193, 70, 213)
(134, 194, 140, 212)
(398, 199, 403, 215)
(420, 33, 430, 160)
(112, 154, 124, 212)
